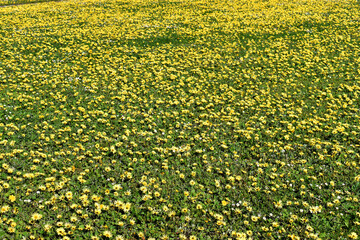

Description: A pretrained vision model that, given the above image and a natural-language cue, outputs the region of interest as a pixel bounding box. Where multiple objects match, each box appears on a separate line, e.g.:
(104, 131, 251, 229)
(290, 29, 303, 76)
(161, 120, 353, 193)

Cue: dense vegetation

(0, 0, 360, 239)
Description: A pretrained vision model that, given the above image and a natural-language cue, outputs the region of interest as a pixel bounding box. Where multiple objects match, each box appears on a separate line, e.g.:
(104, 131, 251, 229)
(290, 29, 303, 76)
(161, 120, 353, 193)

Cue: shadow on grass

(0, 0, 64, 7)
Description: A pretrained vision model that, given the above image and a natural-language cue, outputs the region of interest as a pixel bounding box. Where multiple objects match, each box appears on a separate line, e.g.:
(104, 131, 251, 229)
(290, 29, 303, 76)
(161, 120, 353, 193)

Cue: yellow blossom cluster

(0, 0, 359, 239)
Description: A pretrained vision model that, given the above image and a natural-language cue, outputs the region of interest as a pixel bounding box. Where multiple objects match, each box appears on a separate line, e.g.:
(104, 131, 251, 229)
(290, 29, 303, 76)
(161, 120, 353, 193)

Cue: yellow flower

(9, 195, 16, 202)
(216, 220, 225, 226)
(91, 195, 101, 201)
(7, 226, 15, 233)
(124, 203, 131, 212)
(274, 200, 283, 209)
(236, 232, 247, 239)
(56, 227, 66, 236)
(140, 186, 147, 193)
(94, 208, 101, 215)
(103, 230, 113, 238)
(288, 234, 300, 240)
(31, 213, 43, 221)
(309, 206, 322, 214)
(306, 225, 314, 232)
(0, 205, 10, 213)
(44, 224, 52, 232)
(85, 225, 93, 230)
(65, 191, 73, 200)
(348, 232, 358, 239)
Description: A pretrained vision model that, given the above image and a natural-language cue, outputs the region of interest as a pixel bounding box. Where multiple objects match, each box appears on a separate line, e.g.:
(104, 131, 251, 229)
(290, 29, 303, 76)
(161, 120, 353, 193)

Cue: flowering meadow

(0, 0, 360, 239)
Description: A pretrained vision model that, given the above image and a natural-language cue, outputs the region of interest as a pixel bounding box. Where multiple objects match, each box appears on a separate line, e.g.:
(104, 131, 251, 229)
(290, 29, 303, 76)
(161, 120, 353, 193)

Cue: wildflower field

(0, 0, 360, 239)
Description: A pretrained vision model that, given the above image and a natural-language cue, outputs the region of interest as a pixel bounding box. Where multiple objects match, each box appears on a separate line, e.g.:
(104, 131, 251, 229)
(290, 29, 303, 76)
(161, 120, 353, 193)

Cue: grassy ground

(0, 0, 360, 239)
